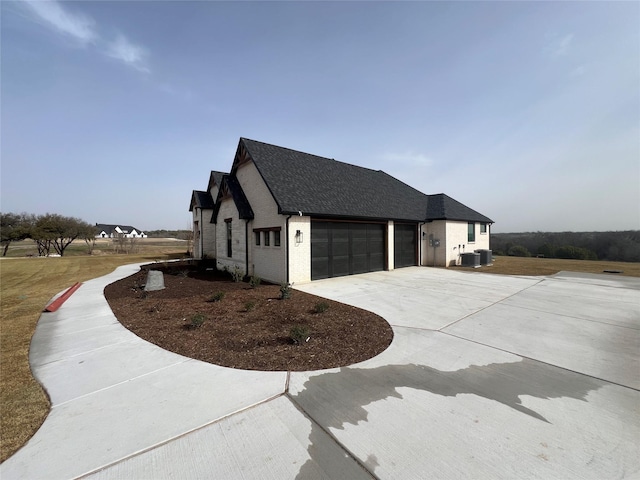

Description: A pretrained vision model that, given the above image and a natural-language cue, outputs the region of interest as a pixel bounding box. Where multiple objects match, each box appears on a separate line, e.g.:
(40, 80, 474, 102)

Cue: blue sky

(2, 1, 638, 233)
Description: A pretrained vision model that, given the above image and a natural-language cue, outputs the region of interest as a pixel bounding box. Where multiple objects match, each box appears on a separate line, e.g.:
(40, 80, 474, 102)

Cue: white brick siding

(444, 221, 491, 266)
(236, 161, 286, 284)
(288, 216, 311, 284)
(215, 198, 247, 275)
(421, 220, 447, 267)
(192, 208, 216, 259)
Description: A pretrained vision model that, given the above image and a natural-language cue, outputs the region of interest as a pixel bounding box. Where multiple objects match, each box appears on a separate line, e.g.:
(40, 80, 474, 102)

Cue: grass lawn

(460, 255, 640, 277)
(0, 240, 186, 462)
(1, 245, 638, 462)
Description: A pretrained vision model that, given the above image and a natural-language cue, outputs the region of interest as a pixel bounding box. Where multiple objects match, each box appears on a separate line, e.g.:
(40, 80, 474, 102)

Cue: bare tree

(31, 214, 94, 257)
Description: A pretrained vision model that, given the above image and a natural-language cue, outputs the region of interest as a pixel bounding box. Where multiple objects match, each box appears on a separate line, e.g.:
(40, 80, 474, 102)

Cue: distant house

(190, 138, 493, 284)
(95, 224, 147, 239)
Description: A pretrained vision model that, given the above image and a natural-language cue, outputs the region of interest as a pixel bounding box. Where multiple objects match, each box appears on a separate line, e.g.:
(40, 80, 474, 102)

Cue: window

(225, 219, 232, 257)
(274, 230, 281, 247)
(480, 223, 487, 234)
(264, 230, 270, 246)
(468, 222, 475, 243)
(255, 231, 260, 246)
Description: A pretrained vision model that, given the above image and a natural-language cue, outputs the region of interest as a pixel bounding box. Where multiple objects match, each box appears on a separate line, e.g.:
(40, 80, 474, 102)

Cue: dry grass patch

(459, 255, 640, 277)
(0, 249, 184, 462)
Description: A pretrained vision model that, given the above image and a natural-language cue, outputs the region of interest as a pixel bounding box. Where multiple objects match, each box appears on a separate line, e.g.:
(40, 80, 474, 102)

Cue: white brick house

(191, 138, 493, 284)
(95, 224, 147, 239)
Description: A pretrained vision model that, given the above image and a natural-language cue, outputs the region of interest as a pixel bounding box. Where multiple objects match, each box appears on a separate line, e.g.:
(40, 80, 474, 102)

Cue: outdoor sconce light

(295, 230, 303, 243)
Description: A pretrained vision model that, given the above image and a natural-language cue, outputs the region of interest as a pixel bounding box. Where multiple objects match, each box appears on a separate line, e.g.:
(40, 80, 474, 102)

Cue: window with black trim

(274, 230, 281, 246)
(225, 219, 232, 257)
(255, 231, 260, 246)
(468, 222, 475, 243)
(264, 231, 270, 246)
(480, 223, 487, 234)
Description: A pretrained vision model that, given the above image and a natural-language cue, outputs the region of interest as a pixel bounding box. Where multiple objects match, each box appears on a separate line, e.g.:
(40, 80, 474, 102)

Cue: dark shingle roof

(189, 190, 215, 211)
(207, 171, 226, 193)
(239, 138, 493, 223)
(426, 194, 493, 223)
(95, 223, 145, 234)
(241, 138, 429, 222)
(211, 174, 254, 223)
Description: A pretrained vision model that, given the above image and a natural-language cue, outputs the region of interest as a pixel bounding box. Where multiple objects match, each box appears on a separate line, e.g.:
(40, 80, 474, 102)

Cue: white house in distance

(95, 224, 147, 239)
(190, 137, 493, 284)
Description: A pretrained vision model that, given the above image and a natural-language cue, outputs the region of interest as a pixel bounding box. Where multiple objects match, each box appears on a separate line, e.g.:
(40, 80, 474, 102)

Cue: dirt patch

(104, 263, 393, 371)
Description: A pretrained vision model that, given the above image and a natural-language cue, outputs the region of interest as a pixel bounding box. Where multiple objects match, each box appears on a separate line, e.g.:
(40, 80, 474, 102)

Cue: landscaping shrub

(230, 265, 243, 283)
(190, 313, 206, 328)
(313, 301, 329, 313)
(249, 275, 261, 289)
(289, 325, 310, 345)
(244, 300, 256, 312)
(207, 291, 225, 303)
(279, 282, 292, 300)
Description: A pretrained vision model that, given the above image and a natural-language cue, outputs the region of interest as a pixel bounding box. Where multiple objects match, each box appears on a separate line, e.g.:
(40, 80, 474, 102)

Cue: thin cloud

(20, 0, 150, 73)
(22, 0, 97, 44)
(382, 151, 433, 167)
(106, 34, 150, 73)
(553, 33, 574, 57)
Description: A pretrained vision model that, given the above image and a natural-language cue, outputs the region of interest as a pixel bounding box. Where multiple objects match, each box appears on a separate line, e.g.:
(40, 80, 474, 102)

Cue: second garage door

(394, 223, 418, 268)
(311, 221, 385, 280)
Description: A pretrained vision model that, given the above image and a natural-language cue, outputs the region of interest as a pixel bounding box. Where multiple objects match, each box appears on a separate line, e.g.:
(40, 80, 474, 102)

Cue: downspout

(285, 215, 292, 284)
(245, 220, 250, 278)
(199, 208, 203, 259)
(418, 221, 426, 266)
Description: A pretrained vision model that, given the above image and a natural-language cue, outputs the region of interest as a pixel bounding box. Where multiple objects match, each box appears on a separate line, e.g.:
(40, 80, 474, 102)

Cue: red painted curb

(44, 282, 83, 312)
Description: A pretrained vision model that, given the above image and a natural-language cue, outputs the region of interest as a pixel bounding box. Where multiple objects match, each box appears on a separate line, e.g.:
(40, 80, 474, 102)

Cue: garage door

(311, 221, 385, 280)
(394, 223, 417, 268)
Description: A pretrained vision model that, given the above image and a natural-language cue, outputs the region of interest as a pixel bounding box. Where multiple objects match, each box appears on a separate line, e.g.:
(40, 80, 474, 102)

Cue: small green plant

(279, 282, 292, 300)
(290, 325, 311, 345)
(313, 301, 329, 313)
(230, 265, 243, 283)
(190, 313, 206, 328)
(148, 303, 162, 313)
(177, 269, 190, 278)
(244, 300, 256, 312)
(249, 275, 261, 289)
(207, 291, 225, 302)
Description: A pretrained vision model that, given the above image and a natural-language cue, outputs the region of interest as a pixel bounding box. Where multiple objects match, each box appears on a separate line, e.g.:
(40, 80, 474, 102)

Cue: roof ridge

(241, 137, 383, 174)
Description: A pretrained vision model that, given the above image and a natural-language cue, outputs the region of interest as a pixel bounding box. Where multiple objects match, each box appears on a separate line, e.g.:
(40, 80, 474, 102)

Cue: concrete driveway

(293, 268, 640, 478)
(2, 266, 639, 479)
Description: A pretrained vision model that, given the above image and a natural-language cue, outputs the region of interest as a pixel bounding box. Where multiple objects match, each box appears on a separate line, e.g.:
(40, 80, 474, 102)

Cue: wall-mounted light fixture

(295, 230, 303, 244)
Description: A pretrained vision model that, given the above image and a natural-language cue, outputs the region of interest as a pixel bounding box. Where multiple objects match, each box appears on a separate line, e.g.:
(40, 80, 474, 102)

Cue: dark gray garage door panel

(394, 223, 417, 268)
(311, 221, 385, 280)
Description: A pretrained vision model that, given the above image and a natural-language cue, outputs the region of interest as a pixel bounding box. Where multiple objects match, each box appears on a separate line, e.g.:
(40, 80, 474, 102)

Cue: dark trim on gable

(236, 138, 285, 214)
(210, 174, 255, 224)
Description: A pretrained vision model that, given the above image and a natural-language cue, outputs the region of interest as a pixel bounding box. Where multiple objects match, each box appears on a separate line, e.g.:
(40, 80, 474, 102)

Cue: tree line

(145, 229, 192, 239)
(491, 231, 640, 263)
(1, 212, 96, 257)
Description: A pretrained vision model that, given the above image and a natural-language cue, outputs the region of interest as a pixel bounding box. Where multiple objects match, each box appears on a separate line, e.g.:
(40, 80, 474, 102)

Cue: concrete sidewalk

(2, 265, 639, 479)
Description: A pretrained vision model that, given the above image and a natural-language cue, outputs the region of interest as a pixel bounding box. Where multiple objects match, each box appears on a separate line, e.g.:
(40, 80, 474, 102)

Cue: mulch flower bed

(103, 262, 393, 371)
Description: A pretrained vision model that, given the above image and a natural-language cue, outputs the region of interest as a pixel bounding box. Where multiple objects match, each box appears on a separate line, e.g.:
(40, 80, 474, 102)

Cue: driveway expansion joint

(437, 277, 546, 332)
(440, 330, 640, 392)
